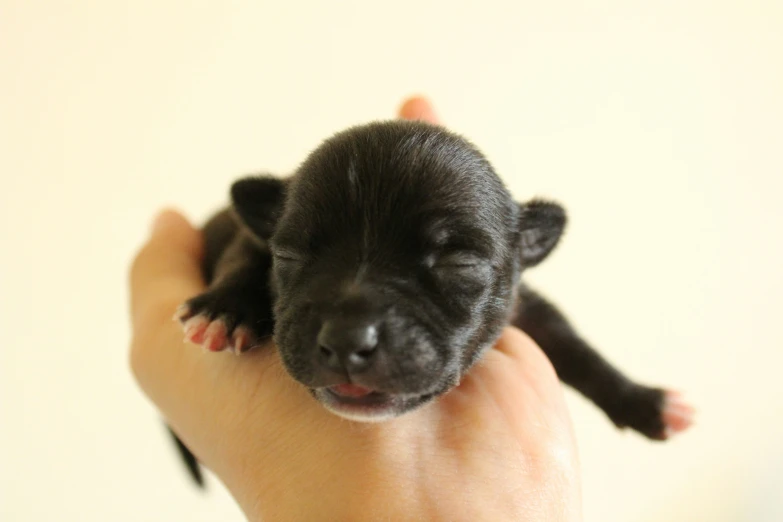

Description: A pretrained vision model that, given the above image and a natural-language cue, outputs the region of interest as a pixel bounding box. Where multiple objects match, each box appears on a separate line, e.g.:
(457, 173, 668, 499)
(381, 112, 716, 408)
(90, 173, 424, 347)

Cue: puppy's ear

(231, 176, 287, 239)
(517, 200, 566, 267)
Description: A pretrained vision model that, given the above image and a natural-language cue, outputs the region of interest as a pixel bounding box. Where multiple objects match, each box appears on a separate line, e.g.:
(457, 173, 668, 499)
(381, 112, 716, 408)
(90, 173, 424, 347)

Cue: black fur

(172, 120, 672, 485)
(168, 426, 203, 487)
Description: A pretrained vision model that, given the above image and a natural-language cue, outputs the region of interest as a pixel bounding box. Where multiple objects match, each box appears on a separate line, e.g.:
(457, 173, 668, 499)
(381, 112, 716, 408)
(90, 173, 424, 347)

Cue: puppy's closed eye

(429, 254, 492, 289)
(270, 246, 305, 262)
(434, 253, 486, 268)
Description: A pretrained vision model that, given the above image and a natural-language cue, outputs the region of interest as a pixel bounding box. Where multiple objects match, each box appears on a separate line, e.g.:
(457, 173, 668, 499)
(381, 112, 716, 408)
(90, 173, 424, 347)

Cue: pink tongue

(331, 384, 373, 398)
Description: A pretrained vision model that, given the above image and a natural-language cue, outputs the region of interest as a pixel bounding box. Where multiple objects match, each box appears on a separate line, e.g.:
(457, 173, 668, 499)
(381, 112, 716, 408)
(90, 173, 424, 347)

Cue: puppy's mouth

(329, 383, 381, 400)
(313, 384, 437, 422)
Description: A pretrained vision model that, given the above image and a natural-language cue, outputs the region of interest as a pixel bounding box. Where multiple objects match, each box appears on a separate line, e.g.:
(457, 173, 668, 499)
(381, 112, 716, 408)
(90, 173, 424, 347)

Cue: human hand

(129, 97, 582, 522)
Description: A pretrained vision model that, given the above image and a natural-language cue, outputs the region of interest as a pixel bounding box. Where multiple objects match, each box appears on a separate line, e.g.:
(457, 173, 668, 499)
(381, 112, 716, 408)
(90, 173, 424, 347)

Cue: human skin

(129, 97, 583, 522)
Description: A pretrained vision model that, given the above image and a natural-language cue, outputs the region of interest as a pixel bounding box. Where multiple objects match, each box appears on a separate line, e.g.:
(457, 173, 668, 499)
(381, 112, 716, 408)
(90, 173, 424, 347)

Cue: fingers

(129, 209, 205, 327)
(398, 96, 440, 124)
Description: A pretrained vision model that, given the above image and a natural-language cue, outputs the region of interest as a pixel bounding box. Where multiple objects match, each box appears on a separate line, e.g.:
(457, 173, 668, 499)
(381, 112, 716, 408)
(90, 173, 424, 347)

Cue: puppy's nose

(317, 320, 379, 372)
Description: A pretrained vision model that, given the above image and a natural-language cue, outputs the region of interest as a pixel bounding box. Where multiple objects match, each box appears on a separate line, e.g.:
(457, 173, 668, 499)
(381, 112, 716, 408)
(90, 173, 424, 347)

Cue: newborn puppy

(173, 120, 692, 484)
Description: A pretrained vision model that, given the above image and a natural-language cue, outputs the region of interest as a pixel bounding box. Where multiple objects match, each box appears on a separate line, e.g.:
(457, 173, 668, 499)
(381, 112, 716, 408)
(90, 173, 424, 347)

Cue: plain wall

(1, 1, 781, 520)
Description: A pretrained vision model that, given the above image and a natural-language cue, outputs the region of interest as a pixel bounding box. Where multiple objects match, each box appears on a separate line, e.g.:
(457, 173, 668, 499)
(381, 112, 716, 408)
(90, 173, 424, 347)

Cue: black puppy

(173, 120, 692, 484)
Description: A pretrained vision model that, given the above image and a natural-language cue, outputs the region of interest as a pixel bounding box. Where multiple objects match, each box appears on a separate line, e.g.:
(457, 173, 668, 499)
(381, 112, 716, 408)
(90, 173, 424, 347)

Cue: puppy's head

(232, 121, 565, 421)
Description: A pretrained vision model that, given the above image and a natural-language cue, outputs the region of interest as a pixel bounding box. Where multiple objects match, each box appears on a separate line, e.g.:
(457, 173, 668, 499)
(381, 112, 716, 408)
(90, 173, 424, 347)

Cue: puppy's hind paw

(661, 390, 695, 439)
(609, 385, 695, 441)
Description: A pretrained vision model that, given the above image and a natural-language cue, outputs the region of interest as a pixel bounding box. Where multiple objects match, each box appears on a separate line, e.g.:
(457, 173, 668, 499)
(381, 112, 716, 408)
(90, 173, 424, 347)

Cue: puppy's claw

(203, 320, 229, 352)
(183, 315, 209, 345)
(173, 304, 190, 322)
(232, 326, 253, 355)
(660, 390, 695, 439)
(179, 310, 258, 354)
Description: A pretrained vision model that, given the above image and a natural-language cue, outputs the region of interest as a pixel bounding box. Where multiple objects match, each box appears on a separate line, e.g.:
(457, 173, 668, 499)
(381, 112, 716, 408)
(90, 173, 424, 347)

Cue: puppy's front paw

(612, 386, 695, 441)
(174, 288, 272, 355)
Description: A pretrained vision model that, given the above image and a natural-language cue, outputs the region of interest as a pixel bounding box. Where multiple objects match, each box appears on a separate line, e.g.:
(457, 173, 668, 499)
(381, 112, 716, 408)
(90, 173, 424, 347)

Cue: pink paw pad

(661, 390, 695, 439)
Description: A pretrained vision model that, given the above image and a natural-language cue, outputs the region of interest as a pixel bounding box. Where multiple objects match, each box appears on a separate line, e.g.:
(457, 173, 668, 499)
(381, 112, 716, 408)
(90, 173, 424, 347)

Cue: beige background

(2, 1, 782, 521)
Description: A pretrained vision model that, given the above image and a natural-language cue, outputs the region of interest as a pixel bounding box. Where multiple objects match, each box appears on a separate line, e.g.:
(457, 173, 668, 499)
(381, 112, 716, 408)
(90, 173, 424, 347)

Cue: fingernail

(151, 209, 183, 234)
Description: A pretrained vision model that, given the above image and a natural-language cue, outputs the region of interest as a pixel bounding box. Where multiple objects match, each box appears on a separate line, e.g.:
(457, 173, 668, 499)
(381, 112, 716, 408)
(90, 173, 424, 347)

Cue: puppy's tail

(167, 425, 204, 488)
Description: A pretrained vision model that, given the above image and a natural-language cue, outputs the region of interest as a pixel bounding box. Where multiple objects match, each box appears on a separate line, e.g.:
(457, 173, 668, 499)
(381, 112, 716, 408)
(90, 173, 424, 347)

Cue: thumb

(398, 96, 440, 124)
(129, 209, 205, 327)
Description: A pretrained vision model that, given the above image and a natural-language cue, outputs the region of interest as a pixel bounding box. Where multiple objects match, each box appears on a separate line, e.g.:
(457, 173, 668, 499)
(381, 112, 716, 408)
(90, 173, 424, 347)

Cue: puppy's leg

(168, 210, 277, 488)
(513, 284, 693, 440)
(176, 212, 275, 354)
